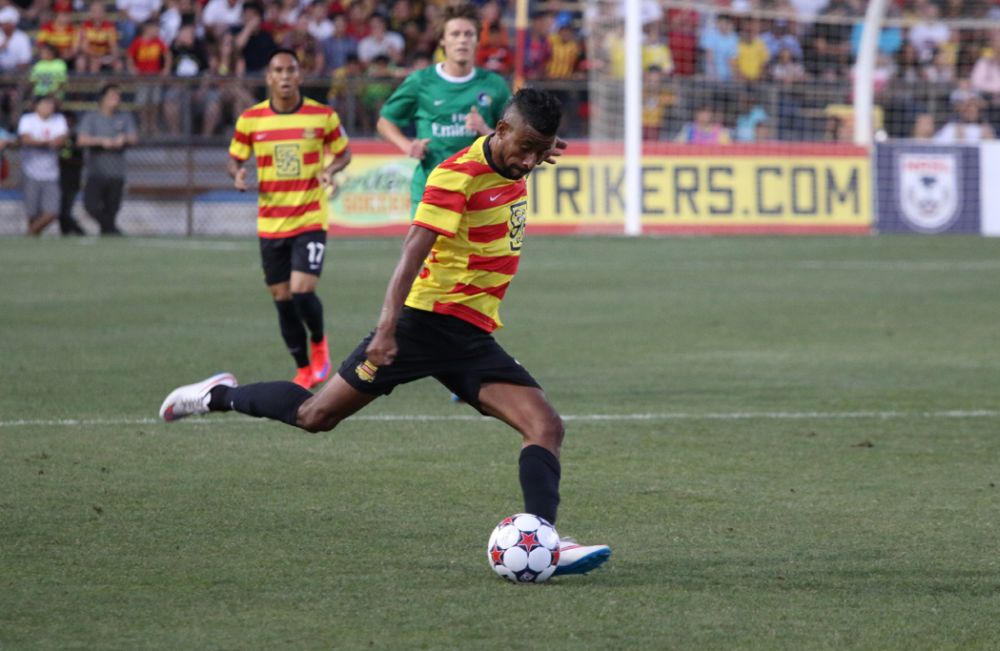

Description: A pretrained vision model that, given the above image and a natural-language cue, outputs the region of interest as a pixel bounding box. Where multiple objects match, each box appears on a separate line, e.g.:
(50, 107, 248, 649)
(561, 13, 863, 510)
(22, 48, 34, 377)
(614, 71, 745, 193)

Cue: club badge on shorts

(356, 360, 378, 383)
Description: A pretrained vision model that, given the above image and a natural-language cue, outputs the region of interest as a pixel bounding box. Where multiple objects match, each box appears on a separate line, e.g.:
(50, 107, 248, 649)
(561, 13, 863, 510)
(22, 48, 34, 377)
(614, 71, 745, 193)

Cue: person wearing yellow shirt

(735, 20, 770, 82)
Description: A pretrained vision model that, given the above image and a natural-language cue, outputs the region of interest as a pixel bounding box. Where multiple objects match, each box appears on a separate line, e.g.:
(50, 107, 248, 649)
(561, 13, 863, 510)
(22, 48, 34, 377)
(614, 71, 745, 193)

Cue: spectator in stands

(30, 43, 68, 100)
(762, 19, 803, 61)
(236, 2, 277, 76)
(306, 1, 334, 42)
(344, 2, 371, 41)
(803, 1, 851, 81)
(77, 84, 139, 235)
(281, 14, 324, 76)
(17, 94, 68, 236)
(128, 20, 172, 133)
(675, 104, 731, 144)
(895, 42, 924, 82)
(523, 11, 552, 81)
(160, 0, 200, 45)
(202, 0, 243, 38)
(849, 8, 901, 59)
(358, 53, 396, 132)
(76, 1, 122, 73)
(642, 66, 674, 141)
(700, 14, 738, 81)
(970, 46, 1000, 96)
(116, 0, 165, 47)
(923, 46, 956, 83)
(934, 90, 995, 143)
(908, 2, 950, 64)
(666, 7, 698, 77)
(0, 6, 31, 129)
(911, 112, 936, 139)
(320, 12, 356, 74)
(735, 18, 770, 82)
(770, 44, 807, 83)
(206, 31, 255, 129)
(546, 18, 582, 80)
(57, 111, 86, 235)
(326, 52, 361, 112)
(163, 23, 212, 135)
(476, 22, 512, 75)
(734, 92, 768, 142)
(357, 13, 404, 66)
(37, 8, 78, 64)
(641, 18, 673, 76)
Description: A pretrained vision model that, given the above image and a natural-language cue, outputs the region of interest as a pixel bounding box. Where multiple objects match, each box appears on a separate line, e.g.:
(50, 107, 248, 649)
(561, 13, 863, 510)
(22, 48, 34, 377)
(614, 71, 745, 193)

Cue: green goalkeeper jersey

(379, 63, 511, 214)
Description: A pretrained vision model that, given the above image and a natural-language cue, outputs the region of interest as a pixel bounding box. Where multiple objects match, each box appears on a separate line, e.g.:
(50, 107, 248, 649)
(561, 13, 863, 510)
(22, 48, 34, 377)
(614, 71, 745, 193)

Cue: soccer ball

(487, 513, 560, 583)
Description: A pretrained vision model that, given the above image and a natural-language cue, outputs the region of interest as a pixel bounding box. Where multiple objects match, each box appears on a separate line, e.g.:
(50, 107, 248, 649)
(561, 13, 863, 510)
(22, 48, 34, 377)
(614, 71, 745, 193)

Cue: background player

(228, 48, 352, 389)
(161, 89, 611, 577)
(376, 3, 510, 218)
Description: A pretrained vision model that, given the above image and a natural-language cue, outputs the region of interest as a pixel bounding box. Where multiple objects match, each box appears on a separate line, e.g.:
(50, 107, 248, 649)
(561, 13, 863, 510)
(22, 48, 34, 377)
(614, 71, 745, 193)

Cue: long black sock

(208, 382, 312, 427)
(519, 445, 561, 525)
(292, 292, 325, 344)
(274, 299, 309, 367)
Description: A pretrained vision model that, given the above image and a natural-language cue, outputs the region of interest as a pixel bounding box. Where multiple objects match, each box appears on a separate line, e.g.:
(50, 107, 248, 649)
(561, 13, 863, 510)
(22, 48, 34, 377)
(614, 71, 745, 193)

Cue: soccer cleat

(553, 538, 611, 576)
(159, 372, 237, 422)
(310, 336, 331, 382)
(292, 366, 320, 389)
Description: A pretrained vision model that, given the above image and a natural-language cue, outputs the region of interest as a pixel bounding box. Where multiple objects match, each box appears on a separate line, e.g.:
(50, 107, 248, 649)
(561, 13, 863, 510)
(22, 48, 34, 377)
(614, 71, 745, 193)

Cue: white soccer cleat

(159, 372, 237, 422)
(553, 537, 611, 576)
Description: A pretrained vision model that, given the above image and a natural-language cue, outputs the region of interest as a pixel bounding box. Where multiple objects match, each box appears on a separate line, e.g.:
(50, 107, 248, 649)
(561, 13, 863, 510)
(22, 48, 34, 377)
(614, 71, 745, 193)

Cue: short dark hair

(99, 83, 121, 99)
(268, 48, 300, 65)
(503, 88, 561, 137)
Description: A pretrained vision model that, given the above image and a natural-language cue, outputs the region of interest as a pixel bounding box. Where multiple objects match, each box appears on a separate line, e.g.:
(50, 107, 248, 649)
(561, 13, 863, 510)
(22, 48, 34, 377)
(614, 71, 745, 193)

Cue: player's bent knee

(295, 402, 342, 433)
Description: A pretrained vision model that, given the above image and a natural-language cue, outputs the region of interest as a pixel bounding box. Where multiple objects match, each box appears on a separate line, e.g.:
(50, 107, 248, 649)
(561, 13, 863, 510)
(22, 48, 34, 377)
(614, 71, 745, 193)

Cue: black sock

(519, 445, 561, 525)
(274, 299, 309, 367)
(208, 382, 312, 427)
(292, 292, 325, 344)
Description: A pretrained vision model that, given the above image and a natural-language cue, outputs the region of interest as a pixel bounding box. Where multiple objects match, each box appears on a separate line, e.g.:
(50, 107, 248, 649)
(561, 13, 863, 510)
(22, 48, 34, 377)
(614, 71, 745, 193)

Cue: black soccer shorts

(259, 230, 327, 286)
(337, 307, 541, 412)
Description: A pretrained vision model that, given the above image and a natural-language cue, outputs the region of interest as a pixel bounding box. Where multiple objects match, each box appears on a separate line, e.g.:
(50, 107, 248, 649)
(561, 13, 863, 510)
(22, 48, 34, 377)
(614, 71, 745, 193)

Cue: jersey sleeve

(413, 162, 472, 237)
(229, 112, 252, 161)
(324, 109, 349, 156)
(379, 72, 420, 128)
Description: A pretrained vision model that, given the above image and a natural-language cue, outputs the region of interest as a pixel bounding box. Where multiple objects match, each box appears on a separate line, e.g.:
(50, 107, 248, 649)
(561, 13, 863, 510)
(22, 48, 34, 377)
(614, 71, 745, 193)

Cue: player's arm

(228, 114, 253, 191)
(376, 116, 428, 160)
(365, 225, 438, 366)
(227, 156, 249, 191)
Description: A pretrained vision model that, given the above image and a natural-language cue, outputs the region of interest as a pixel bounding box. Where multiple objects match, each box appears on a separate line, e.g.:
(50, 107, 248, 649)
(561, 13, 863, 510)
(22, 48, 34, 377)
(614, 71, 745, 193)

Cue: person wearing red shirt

(666, 8, 699, 77)
(127, 21, 173, 133)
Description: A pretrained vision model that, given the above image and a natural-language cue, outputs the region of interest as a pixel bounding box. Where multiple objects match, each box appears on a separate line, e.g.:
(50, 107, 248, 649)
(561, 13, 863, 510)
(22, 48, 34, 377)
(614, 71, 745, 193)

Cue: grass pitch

(2, 235, 1000, 650)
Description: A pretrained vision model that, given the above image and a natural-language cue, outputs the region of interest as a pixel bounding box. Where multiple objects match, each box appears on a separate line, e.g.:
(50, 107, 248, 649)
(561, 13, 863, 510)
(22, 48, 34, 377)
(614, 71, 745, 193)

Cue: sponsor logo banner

(875, 143, 980, 234)
(327, 142, 871, 235)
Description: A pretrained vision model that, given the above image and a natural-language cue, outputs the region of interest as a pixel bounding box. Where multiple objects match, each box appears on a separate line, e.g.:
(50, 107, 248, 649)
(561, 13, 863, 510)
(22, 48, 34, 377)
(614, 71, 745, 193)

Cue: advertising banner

(874, 143, 981, 234)
(328, 142, 872, 236)
(980, 141, 1000, 237)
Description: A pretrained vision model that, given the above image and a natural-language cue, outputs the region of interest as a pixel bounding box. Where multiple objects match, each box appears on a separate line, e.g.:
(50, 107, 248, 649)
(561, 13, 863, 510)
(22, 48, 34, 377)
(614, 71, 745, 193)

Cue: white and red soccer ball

(487, 513, 560, 583)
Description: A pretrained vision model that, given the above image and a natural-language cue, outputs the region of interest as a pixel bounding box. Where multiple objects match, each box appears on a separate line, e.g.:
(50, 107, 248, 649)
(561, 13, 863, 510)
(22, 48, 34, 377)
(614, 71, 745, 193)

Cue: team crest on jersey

(508, 201, 526, 251)
(274, 143, 301, 178)
(477, 92, 493, 108)
(356, 359, 378, 383)
(898, 152, 959, 233)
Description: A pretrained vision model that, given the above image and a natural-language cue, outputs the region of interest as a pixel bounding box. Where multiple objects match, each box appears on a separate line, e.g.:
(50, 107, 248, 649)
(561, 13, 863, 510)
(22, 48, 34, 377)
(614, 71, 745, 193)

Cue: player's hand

(543, 137, 568, 165)
(320, 169, 339, 197)
(465, 105, 488, 135)
(233, 167, 249, 192)
(365, 328, 398, 367)
(408, 138, 430, 160)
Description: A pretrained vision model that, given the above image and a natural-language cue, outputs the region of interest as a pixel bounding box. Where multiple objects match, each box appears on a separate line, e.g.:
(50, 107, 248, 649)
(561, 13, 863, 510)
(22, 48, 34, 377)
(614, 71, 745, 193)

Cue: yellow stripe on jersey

(406, 136, 527, 333)
(229, 98, 349, 238)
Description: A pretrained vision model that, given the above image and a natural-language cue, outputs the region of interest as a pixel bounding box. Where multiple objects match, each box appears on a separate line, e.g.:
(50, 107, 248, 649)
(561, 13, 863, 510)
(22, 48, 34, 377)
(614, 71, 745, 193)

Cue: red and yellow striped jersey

(406, 136, 527, 333)
(229, 98, 349, 238)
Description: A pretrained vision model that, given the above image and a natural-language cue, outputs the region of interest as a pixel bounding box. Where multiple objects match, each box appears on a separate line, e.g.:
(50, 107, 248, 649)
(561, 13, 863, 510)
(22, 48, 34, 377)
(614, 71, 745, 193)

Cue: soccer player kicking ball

(228, 48, 352, 389)
(161, 89, 610, 577)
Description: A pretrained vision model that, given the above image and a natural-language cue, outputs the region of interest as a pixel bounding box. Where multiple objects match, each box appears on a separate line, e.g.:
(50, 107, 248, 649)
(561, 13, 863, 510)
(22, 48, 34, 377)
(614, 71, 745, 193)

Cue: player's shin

(518, 445, 561, 524)
(274, 299, 309, 368)
(292, 292, 324, 343)
(208, 382, 312, 427)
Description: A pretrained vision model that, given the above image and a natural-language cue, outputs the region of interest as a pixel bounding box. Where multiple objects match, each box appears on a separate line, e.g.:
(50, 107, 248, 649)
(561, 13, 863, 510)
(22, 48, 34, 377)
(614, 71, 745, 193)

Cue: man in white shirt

(17, 95, 69, 236)
(0, 7, 31, 72)
(357, 13, 404, 65)
(202, 0, 243, 36)
(934, 93, 996, 144)
(908, 3, 950, 63)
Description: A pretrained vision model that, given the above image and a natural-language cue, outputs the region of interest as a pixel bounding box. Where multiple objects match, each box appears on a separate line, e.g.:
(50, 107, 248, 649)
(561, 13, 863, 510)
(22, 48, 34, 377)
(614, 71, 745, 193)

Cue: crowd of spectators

(0, 0, 997, 141)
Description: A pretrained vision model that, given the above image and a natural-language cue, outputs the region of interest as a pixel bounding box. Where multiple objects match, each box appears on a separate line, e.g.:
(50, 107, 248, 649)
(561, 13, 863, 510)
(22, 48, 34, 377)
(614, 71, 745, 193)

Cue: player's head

(491, 88, 561, 180)
(266, 48, 302, 101)
(438, 3, 479, 66)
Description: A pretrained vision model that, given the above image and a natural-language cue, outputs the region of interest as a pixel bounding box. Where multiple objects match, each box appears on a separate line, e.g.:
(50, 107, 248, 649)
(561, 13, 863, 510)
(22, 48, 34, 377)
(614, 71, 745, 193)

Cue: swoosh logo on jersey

(489, 193, 502, 202)
(254, 133, 266, 141)
(433, 99, 445, 106)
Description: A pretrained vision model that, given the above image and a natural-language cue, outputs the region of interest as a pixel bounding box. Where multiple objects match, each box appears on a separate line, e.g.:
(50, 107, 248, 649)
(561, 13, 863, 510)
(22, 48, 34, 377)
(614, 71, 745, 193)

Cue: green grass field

(2, 235, 1000, 650)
